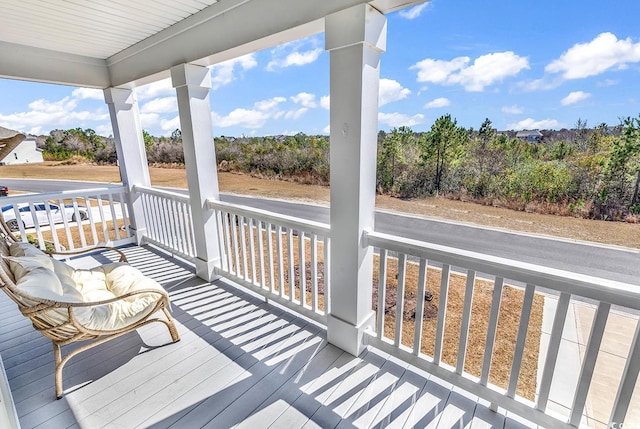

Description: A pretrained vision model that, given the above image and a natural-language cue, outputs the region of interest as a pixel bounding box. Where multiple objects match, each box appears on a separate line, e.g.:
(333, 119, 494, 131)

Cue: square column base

(194, 257, 221, 282)
(132, 227, 147, 246)
(327, 311, 375, 356)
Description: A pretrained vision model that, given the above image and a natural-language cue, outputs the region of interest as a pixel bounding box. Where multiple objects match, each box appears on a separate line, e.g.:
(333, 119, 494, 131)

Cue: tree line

(40, 128, 186, 165)
(38, 113, 640, 221)
(373, 116, 640, 221)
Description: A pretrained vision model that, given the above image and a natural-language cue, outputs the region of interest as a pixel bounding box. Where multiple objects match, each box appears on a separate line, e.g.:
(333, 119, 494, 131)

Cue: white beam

(104, 87, 150, 243)
(0, 1, 426, 89)
(108, 0, 418, 88)
(370, 0, 428, 14)
(0, 41, 110, 88)
(171, 63, 222, 281)
(325, 4, 386, 356)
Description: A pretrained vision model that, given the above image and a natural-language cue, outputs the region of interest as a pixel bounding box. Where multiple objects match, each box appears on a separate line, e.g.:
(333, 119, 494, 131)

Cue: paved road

(3, 178, 638, 285)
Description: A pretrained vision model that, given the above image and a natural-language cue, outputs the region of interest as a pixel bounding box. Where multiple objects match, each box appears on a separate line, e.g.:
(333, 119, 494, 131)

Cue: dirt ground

(2, 161, 638, 248)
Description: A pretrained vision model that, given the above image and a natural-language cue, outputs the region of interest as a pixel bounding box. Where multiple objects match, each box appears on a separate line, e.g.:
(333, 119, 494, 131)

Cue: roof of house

(0, 127, 25, 161)
(515, 130, 543, 138)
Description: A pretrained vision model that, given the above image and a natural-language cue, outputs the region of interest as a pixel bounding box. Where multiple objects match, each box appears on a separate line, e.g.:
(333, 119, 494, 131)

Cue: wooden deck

(0, 245, 539, 428)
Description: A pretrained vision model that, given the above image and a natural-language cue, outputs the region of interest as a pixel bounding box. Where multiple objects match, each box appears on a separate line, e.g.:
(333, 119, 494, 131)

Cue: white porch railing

(134, 185, 196, 261)
(0, 186, 133, 252)
(365, 230, 640, 429)
(207, 199, 331, 325)
(108, 186, 639, 428)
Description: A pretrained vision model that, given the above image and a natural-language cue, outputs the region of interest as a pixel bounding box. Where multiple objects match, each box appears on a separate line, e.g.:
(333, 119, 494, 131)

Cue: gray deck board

(0, 244, 539, 428)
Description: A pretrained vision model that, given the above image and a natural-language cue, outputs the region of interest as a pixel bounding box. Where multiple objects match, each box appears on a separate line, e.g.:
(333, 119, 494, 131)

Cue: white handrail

(207, 198, 330, 323)
(133, 185, 190, 203)
(365, 230, 640, 309)
(365, 228, 640, 429)
(1, 186, 132, 252)
(206, 199, 330, 237)
(134, 185, 195, 261)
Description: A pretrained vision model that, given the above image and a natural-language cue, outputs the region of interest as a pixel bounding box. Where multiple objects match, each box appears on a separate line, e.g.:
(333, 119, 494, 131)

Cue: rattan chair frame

(0, 214, 180, 399)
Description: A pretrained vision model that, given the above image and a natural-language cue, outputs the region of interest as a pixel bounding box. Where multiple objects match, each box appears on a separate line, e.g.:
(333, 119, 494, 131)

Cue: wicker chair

(0, 214, 180, 399)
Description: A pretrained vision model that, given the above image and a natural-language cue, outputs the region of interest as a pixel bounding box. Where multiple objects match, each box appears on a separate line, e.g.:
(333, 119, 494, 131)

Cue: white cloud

(0, 95, 108, 133)
(517, 77, 562, 92)
(267, 36, 323, 71)
(72, 88, 104, 100)
(502, 105, 524, 114)
(212, 108, 271, 129)
(160, 116, 181, 133)
(379, 112, 425, 128)
(140, 97, 177, 114)
(267, 48, 323, 71)
(254, 97, 287, 111)
(411, 57, 468, 85)
(399, 3, 430, 19)
(26, 126, 42, 135)
(210, 54, 257, 89)
(139, 113, 160, 130)
(597, 79, 618, 87)
(95, 124, 113, 136)
(28, 96, 77, 113)
(379, 78, 411, 106)
(411, 51, 529, 92)
(315, 80, 411, 110)
(320, 95, 330, 110)
(291, 92, 317, 108)
(322, 124, 330, 134)
(212, 96, 289, 129)
(284, 107, 308, 120)
(546, 32, 640, 80)
(561, 91, 591, 106)
(455, 52, 530, 91)
(424, 97, 450, 108)
(507, 118, 562, 130)
(135, 79, 174, 100)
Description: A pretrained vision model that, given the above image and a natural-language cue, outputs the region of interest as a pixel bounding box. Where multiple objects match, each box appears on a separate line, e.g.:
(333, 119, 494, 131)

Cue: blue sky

(1, 0, 640, 138)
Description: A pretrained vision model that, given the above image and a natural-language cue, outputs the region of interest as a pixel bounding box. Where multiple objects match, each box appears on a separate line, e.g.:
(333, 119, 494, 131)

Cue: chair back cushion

(3, 255, 84, 302)
(3, 242, 167, 333)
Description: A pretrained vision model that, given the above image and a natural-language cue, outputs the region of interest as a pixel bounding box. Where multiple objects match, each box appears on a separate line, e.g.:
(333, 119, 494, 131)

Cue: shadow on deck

(0, 245, 537, 428)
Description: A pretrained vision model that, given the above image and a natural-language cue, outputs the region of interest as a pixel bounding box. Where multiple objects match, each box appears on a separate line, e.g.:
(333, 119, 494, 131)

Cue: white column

(325, 4, 386, 356)
(104, 87, 150, 244)
(171, 63, 221, 281)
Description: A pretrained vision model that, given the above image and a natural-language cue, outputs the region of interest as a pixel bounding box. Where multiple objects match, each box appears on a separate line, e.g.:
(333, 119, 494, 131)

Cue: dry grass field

(2, 160, 639, 248)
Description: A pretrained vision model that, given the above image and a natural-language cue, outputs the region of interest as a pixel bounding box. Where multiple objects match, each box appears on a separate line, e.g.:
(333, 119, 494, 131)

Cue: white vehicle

(1, 202, 88, 232)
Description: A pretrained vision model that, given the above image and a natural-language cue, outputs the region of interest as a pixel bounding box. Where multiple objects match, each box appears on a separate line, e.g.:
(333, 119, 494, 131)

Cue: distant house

(515, 130, 543, 143)
(0, 127, 44, 165)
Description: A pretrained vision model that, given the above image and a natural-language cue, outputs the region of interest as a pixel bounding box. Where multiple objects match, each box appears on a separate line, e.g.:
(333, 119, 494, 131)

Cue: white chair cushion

(9, 242, 46, 257)
(11, 266, 85, 328)
(9, 241, 75, 278)
(4, 255, 55, 282)
(71, 263, 167, 331)
(5, 256, 84, 304)
(5, 245, 167, 332)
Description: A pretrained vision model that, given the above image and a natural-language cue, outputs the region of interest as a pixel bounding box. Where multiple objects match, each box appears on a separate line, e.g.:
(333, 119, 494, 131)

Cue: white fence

(207, 199, 331, 325)
(0, 186, 132, 251)
(365, 230, 640, 429)
(135, 185, 196, 261)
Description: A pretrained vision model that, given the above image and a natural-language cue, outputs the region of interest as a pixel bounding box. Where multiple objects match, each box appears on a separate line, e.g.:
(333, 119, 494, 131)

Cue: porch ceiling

(0, 0, 220, 59)
(0, 0, 427, 89)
